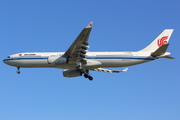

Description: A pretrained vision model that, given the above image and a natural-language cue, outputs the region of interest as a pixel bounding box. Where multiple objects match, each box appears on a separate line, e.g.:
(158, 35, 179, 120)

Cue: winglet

(86, 22, 93, 28)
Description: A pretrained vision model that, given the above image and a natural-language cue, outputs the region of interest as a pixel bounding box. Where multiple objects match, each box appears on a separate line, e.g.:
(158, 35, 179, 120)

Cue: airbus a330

(3, 22, 174, 80)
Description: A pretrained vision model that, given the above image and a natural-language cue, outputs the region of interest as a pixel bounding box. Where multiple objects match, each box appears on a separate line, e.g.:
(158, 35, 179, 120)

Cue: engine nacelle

(48, 56, 67, 64)
(63, 69, 82, 77)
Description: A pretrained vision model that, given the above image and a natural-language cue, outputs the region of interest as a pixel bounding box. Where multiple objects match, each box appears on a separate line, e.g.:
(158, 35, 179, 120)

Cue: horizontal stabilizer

(94, 68, 128, 73)
(161, 56, 175, 59)
(151, 44, 169, 57)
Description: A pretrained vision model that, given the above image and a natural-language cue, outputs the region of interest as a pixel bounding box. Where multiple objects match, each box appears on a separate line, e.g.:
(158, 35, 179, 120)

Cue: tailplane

(151, 44, 169, 57)
(151, 43, 174, 59)
(140, 29, 174, 52)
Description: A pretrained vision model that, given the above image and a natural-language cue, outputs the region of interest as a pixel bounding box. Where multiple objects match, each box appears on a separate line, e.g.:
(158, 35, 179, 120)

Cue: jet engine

(63, 69, 82, 77)
(48, 56, 68, 64)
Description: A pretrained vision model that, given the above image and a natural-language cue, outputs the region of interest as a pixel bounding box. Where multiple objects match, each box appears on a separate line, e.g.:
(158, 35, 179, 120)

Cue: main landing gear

(76, 65, 93, 81)
(84, 72, 93, 81)
(16, 67, 20, 74)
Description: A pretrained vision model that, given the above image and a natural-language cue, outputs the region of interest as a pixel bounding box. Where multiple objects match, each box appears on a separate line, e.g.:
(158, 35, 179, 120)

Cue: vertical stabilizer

(140, 29, 174, 52)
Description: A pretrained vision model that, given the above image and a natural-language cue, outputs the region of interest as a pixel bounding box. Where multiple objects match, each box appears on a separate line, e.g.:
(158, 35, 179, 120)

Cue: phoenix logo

(157, 36, 168, 47)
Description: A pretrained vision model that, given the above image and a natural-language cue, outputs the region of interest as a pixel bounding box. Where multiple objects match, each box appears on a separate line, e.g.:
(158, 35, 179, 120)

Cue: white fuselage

(3, 51, 155, 69)
(2, 23, 174, 80)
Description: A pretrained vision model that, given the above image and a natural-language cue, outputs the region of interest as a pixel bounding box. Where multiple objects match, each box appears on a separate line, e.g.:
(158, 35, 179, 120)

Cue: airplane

(3, 22, 174, 81)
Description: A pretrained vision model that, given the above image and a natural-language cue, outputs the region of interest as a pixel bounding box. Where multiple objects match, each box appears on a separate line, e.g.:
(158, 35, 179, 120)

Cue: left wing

(63, 22, 93, 64)
(94, 68, 128, 73)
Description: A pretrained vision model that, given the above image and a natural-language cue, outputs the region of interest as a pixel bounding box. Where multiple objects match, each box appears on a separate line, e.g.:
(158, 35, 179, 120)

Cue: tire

(16, 71, 20, 74)
(84, 74, 88, 78)
(88, 76, 93, 81)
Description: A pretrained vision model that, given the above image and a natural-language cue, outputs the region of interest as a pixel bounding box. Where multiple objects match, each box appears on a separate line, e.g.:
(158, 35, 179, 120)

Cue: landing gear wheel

(88, 76, 93, 81)
(16, 67, 20, 74)
(83, 71, 93, 80)
(84, 74, 89, 78)
(16, 71, 20, 74)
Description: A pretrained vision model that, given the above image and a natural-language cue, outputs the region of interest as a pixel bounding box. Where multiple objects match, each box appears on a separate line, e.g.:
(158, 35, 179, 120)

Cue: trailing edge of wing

(94, 68, 128, 73)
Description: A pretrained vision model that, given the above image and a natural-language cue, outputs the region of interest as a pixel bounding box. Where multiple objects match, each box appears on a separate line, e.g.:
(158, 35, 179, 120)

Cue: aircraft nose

(3, 57, 18, 67)
(3, 58, 12, 65)
(3, 58, 8, 64)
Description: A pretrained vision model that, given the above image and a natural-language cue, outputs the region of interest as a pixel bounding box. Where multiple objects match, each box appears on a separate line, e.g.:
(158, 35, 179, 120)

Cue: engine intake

(63, 69, 82, 77)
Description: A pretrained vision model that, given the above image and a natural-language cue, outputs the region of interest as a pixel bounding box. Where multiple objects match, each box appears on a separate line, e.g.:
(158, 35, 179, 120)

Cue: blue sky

(0, 0, 180, 120)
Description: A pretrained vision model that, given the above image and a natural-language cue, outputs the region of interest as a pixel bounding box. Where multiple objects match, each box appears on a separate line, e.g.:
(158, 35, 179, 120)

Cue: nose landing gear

(16, 67, 20, 74)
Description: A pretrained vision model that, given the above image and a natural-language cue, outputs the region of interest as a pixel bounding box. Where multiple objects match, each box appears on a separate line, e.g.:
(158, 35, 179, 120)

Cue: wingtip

(86, 22, 93, 28)
(122, 68, 128, 72)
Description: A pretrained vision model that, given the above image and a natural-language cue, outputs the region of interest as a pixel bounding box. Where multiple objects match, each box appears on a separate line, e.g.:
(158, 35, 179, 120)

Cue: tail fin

(140, 29, 174, 52)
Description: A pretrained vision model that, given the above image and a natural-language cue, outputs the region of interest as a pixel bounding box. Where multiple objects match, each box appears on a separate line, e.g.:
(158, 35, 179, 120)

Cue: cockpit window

(7, 56, 10, 58)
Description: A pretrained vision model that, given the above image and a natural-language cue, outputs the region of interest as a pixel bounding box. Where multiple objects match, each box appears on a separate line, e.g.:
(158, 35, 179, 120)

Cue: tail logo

(157, 36, 168, 47)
